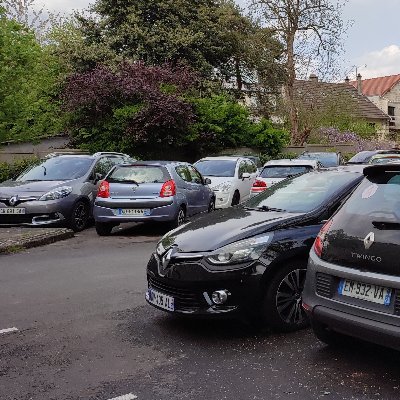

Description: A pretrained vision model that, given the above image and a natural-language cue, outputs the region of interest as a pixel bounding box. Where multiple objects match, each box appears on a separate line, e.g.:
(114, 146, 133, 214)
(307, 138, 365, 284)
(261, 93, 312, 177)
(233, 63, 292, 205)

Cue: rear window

(260, 165, 312, 178)
(340, 172, 400, 222)
(108, 165, 170, 184)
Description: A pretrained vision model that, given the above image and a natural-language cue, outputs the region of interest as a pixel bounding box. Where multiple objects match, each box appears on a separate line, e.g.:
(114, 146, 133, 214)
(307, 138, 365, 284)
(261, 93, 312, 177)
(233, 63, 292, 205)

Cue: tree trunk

(235, 57, 243, 92)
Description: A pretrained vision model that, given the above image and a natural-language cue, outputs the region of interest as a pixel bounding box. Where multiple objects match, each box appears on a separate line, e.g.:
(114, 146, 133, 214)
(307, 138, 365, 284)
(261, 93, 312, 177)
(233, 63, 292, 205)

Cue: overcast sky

(36, 0, 400, 80)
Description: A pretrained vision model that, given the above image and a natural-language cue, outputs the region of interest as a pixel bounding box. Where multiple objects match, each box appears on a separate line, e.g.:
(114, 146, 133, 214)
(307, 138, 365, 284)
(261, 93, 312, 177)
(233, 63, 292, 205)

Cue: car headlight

(39, 186, 73, 201)
(213, 182, 232, 192)
(205, 234, 273, 267)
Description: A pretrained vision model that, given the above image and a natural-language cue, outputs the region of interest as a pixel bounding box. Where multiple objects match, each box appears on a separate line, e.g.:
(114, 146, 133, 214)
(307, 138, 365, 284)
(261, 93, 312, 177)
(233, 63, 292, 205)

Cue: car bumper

(213, 191, 232, 208)
(146, 253, 266, 316)
(303, 249, 400, 350)
(0, 199, 73, 226)
(93, 201, 178, 223)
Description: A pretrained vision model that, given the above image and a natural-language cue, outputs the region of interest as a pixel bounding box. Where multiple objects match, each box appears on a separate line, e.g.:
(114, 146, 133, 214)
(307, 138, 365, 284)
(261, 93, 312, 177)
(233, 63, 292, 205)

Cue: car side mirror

(204, 178, 212, 185)
(94, 172, 104, 183)
(242, 172, 250, 180)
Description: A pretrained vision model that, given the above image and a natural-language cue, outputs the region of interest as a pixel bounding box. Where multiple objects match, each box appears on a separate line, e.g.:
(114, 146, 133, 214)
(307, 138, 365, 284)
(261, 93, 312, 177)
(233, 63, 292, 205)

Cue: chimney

(309, 74, 318, 82)
(357, 73, 362, 94)
(344, 76, 350, 84)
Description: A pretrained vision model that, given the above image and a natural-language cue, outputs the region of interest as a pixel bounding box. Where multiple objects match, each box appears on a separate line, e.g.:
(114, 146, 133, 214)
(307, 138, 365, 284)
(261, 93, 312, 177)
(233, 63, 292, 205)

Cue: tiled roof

(350, 74, 400, 96)
(294, 79, 389, 121)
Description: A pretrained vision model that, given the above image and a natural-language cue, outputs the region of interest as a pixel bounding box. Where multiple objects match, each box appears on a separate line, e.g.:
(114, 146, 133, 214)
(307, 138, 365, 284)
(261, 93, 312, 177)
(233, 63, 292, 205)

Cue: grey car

(303, 164, 400, 350)
(93, 161, 215, 235)
(0, 152, 133, 231)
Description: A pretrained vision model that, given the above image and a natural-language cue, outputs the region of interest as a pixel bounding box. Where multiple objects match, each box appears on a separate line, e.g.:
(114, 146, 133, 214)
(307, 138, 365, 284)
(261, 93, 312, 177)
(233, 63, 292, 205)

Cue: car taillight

(160, 179, 176, 197)
(251, 179, 267, 193)
(97, 180, 110, 198)
(313, 220, 333, 258)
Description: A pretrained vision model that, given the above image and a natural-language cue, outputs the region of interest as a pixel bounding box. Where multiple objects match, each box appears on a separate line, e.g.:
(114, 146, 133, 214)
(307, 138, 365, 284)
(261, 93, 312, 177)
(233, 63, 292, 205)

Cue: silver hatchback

(93, 161, 215, 235)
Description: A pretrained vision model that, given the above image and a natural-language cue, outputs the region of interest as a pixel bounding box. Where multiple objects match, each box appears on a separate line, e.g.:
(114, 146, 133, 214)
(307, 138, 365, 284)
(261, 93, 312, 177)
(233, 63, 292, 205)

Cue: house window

(388, 106, 395, 116)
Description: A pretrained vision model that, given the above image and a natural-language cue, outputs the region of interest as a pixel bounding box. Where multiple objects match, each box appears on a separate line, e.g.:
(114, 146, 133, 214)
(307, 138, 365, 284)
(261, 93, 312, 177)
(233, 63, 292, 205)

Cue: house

(294, 75, 390, 135)
(349, 74, 400, 132)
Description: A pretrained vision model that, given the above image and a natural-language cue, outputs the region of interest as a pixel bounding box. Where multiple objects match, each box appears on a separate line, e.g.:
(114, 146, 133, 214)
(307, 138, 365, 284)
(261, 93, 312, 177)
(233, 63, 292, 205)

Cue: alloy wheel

(177, 208, 186, 226)
(72, 202, 88, 231)
(275, 268, 307, 326)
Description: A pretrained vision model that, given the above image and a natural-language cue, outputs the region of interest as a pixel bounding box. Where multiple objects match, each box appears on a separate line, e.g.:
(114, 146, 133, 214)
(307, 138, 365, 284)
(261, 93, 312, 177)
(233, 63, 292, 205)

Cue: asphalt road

(0, 224, 400, 400)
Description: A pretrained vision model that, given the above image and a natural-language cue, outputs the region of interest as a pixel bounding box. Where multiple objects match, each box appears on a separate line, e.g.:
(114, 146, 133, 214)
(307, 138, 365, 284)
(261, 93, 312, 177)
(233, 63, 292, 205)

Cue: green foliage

(250, 118, 289, 156)
(0, 10, 62, 143)
(0, 157, 39, 183)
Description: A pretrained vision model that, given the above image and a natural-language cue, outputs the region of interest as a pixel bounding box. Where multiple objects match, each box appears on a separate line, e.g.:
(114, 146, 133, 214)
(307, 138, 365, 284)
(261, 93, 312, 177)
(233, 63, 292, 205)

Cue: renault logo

(364, 232, 375, 250)
(162, 248, 173, 270)
(9, 196, 19, 206)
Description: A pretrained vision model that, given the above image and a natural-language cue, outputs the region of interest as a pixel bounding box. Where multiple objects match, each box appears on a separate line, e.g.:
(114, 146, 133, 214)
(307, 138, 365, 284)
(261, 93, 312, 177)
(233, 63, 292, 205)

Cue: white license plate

(0, 208, 26, 215)
(146, 288, 175, 311)
(338, 279, 392, 306)
(116, 208, 150, 216)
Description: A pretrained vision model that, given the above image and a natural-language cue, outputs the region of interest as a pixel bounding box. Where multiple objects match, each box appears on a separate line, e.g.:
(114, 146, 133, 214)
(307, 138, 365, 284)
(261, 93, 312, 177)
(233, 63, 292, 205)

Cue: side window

(175, 166, 191, 182)
(247, 160, 257, 174)
(93, 158, 114, 178)
(238, 161, 247, 178)
(187, 166, 203, 184)
(106, 156, 124, 166)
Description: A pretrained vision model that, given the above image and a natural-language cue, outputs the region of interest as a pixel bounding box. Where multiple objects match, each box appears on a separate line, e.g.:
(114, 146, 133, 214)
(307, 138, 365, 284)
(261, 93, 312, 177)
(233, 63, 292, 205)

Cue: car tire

(95, 222, 114, 236)
(231, 190, 240, 206)
(261, 260, 309, 332)
(208, 197, 215, 212)
(68, 200, 90, 232)
(168, 206, 186, 229)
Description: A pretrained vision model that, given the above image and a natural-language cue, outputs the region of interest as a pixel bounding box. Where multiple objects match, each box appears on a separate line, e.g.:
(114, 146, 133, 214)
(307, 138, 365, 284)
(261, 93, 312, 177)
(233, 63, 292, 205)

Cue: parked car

(250, 159, 320, 197)
(347, 149, 400, 164)
(93, 161, 215, 235)
(145, 166, 364, 331)
(298, 151, 344, 167)
(303, 164, 400, 350)
(194, 156, 257, 208)
(369, 153, 400, 164)
(0, 152, 133, 231)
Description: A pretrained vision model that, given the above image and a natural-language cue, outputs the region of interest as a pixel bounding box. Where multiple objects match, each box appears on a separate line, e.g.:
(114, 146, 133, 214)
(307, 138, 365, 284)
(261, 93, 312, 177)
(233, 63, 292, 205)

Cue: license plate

(0, 208, 26, 214)
(116, 208, 150, 216)
(338, 279, 392, 306)
(146, 288, 175, 311)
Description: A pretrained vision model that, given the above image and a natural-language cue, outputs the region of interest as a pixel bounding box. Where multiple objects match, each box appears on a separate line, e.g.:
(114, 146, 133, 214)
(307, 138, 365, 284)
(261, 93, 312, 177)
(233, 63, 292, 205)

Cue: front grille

(0, 214, 34, 224)
(148, 275, 204, 310)
(394, 291, 400, 316)
(316, 273, 334, 298)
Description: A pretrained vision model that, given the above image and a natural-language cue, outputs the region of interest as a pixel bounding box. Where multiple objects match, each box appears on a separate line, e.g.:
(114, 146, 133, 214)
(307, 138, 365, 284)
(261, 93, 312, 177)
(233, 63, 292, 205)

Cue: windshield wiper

(372, 220, 400, 230)
(246, 205, 286, 212)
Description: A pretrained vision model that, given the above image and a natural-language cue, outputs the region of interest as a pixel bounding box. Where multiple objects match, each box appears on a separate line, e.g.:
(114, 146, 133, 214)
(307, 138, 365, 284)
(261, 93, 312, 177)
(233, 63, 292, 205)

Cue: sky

(34, 0, 400, 81)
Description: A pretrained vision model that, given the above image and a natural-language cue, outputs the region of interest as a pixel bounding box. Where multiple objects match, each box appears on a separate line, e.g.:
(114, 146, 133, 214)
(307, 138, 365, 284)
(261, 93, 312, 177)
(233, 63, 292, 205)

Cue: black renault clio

(146, 167, 363, 331)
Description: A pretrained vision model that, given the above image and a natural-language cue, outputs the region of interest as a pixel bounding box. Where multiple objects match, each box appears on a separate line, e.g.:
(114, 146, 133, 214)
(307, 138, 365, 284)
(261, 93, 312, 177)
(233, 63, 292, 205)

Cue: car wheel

(95, 222, 114, 236)
(262, 261, 309, 332)
(311, 320, 348, 346)
(231, 190, 240, 206)
(208, 197, 215, 212)
(68, 200, 90, 232)
(169, 206, 186, 229)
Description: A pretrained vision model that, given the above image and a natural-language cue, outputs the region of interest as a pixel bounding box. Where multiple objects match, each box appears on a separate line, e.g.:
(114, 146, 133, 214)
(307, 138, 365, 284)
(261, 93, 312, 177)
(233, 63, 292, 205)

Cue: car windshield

(108, 165, 170, 184)
(298, 153, 337, 167)
(260, 165, 312, 178)
(245, 171, 359, 213)
(194, 160, 236, 177)
(15, 157, 93, 182)
(347, 151, 376, 164)
(370, 156, 400, 165)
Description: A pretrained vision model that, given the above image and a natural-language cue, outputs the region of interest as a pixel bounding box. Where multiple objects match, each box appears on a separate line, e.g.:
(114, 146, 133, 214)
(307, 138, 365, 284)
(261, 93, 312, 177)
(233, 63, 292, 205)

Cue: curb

(0, 228, 75, 254)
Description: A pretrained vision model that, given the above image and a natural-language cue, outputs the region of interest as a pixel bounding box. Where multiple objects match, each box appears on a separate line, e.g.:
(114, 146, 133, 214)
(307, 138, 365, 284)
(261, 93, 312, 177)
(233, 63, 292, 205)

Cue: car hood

(0, 180, 73, 197)
(204, 176, 234, 189)
(159, 207, 305, 252)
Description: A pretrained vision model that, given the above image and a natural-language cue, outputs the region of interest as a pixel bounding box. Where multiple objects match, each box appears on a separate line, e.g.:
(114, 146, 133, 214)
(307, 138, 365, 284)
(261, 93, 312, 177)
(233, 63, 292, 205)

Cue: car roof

(119, 160, 188, 167)
(264, 159, 319, 167)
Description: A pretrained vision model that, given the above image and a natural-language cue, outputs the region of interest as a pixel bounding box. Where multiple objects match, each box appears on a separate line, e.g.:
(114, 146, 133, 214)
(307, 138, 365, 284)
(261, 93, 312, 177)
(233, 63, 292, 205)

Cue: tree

(0, 8, 62, 142)
(250, 0, 348, 144)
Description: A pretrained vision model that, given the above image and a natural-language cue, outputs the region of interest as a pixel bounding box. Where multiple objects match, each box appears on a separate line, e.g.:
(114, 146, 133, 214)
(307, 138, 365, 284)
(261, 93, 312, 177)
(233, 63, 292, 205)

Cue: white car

(194, 156, 257, 208)
(250, 158, 321, 197)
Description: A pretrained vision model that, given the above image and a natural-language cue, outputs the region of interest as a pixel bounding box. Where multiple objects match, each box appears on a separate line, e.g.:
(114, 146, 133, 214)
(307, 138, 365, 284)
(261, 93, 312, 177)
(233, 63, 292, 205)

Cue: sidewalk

(0, 227, 74, 254)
